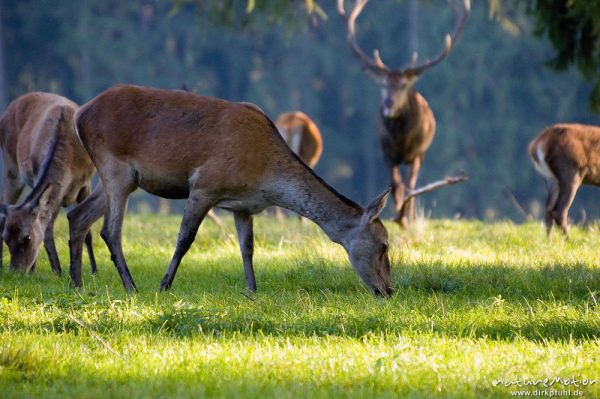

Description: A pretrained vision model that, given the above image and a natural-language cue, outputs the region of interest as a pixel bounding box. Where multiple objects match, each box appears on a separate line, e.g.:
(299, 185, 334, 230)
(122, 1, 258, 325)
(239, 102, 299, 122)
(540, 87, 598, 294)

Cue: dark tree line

(1, 0, 600, 221)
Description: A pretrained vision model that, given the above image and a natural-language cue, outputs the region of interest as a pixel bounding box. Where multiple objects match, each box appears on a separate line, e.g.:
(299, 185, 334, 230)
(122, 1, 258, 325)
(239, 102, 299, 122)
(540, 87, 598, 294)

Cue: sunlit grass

(1, 214, 599, 398)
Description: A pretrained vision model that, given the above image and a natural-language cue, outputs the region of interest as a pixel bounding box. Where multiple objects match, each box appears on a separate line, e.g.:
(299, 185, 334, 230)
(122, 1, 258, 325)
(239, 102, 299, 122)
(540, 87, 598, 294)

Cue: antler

(405, 0, 471, 76)
(337, 0, 389, 79)
(338, 0, 471, 78)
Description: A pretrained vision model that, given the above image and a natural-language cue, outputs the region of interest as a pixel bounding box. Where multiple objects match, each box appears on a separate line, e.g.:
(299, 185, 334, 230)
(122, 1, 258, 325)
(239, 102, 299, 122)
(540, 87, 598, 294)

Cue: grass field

(1, 213, 599, 398)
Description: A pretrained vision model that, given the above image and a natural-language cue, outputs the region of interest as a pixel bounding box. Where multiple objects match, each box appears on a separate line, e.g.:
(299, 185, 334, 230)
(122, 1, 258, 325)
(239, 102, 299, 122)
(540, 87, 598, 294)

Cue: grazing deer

(529, 124, 600, 238)
(69, 84, 392, 296)
(275, 111, 323, 169)
(338, 0, 470, 227)
(0, 92, 96, 274)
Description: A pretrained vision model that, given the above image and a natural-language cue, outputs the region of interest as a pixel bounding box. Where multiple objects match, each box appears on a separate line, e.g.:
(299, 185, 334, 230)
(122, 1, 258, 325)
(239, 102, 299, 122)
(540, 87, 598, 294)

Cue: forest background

(2, 0, 599, 221)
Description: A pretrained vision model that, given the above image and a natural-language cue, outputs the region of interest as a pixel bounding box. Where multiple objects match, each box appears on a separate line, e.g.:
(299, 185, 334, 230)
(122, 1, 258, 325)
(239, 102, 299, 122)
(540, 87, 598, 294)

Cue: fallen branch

(207, 209, 224, 228)
(404, 173, 469, 201)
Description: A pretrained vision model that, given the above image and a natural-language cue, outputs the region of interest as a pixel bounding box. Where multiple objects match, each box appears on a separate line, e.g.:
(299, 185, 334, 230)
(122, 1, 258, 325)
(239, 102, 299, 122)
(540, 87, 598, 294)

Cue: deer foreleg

(159, 190, 212, 291)
(234, 211, 256, 292)
(99, 169, 137, 292)
(390, 165, 405, 224)
(400, 156, 422, 226)
(43, 211, 61, 275)
(75, 184, 98, 275)
(68, 184, 105, 288)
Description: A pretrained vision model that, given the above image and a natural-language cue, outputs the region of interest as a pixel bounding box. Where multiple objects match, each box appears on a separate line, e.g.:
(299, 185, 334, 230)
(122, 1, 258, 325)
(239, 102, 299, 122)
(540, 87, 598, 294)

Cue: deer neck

(21, 149, 69, 225)
(269, 164, 363, 245)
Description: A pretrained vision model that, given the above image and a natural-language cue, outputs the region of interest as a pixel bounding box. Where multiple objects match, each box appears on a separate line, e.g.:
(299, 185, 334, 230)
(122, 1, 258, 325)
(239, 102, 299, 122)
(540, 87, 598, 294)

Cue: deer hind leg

(43, 211, 62, 275)
(68, 184, 105, 288)
(75, 184, 98, 275)
(234, 211, 256, 292)
(543, 177, 559, 237)
(98, 163, 137, 292)
(400, 156, 422, 226)
(552, 172, 581, 239)
(159, 189, 213, 291)
(390, 165, 405, 225)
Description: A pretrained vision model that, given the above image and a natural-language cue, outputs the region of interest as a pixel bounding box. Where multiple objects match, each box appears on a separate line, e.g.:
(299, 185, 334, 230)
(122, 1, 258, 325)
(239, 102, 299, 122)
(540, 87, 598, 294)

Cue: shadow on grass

(2, 253, 600, 343)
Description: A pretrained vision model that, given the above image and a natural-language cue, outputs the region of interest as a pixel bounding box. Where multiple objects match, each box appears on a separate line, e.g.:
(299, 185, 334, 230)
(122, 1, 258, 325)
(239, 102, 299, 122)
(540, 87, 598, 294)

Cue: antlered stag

(529, 124, 600, 238)
(338, 0, 470, 227)
(70, 85, 392, 296)
(275, 111, 323, 169)
(0, 92, 96, 273)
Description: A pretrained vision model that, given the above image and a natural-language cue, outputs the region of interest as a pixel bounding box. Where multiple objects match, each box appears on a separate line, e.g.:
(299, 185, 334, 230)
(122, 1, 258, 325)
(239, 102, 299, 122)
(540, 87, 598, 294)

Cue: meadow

(1, 213, 599, 398)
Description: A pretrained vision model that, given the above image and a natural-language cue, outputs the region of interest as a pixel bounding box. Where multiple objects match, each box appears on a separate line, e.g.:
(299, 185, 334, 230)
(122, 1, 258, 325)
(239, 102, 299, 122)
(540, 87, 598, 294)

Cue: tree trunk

(407, 0, 419, 57)
(79, 0, 92, 101)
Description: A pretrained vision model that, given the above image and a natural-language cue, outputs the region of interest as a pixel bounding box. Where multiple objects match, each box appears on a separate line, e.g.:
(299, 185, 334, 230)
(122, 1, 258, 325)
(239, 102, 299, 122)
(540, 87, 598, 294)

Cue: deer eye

(380, 243, 388, 253)
(23, 235, 32, 244)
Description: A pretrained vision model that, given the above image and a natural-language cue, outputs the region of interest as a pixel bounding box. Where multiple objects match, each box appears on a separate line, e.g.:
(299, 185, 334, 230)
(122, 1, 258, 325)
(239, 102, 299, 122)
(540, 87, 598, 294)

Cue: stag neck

(270, 165, 364, 244)
(381, 86, 419, 121)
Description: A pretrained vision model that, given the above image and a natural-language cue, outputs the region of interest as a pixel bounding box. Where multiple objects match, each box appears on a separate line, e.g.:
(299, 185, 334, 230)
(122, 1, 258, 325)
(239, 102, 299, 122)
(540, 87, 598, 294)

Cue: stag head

(338, 0, 471, 118)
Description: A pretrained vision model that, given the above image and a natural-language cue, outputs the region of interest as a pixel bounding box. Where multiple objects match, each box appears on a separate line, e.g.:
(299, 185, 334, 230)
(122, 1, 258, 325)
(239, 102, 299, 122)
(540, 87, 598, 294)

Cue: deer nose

(383, 98, 394, 109)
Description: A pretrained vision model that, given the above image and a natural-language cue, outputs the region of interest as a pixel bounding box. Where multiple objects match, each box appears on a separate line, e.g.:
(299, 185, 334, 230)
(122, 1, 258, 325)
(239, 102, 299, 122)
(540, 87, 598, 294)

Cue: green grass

(1, 214, 599, 398)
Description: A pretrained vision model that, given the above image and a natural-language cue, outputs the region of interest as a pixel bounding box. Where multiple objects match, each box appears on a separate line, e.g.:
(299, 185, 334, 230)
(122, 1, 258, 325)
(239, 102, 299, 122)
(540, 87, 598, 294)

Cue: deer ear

(363, 187, 391, 224)
(27, 184, 53, 215)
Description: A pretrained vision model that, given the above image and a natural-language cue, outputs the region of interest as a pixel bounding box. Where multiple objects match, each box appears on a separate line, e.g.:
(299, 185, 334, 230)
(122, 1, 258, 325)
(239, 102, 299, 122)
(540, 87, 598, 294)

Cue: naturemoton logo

(492, 376, 598, 388)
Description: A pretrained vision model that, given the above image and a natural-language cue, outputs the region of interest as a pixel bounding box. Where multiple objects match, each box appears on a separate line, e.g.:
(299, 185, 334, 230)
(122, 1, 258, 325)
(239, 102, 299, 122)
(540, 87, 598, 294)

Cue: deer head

(0, 185, 53, 272)
(338, 0, 470, 118)
(344, 188, 391, 296)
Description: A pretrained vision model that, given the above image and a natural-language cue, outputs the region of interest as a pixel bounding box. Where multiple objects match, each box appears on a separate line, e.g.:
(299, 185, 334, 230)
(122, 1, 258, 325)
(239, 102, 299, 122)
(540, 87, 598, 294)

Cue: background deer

(69, 84, 392, 296)
(529, 124, 600, 238)
(0, 92, 96, 274)
(274, 111, 323, 220)
(275, 111, 323, 169)
(338, 0, 470, 227)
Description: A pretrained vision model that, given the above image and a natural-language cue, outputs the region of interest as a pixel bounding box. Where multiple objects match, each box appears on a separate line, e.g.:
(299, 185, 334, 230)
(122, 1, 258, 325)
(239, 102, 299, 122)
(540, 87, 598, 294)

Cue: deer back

(76, 85, 303, 199)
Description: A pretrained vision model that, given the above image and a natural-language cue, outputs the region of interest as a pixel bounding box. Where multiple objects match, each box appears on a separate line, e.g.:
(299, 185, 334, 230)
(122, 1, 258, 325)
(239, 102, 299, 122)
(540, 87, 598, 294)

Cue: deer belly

(135, 169, 190, 199)
(215, 196, 269, 214)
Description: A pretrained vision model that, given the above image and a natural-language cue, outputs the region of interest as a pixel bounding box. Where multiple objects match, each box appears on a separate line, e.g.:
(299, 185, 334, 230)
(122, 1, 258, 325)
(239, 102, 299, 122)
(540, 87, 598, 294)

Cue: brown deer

(69, 84, 392, 296)
(529, 124, 600, 238)
(0, 92, 96, 274)
(275, 111, 323, 169)
(338, 0, 470, 227)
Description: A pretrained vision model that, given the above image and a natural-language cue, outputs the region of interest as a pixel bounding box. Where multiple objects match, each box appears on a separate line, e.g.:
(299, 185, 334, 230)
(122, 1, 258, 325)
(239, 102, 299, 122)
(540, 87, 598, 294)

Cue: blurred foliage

(2, 0, 600, 221)
(169, 0, 326, 31)
(507, 0, 600, 112)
